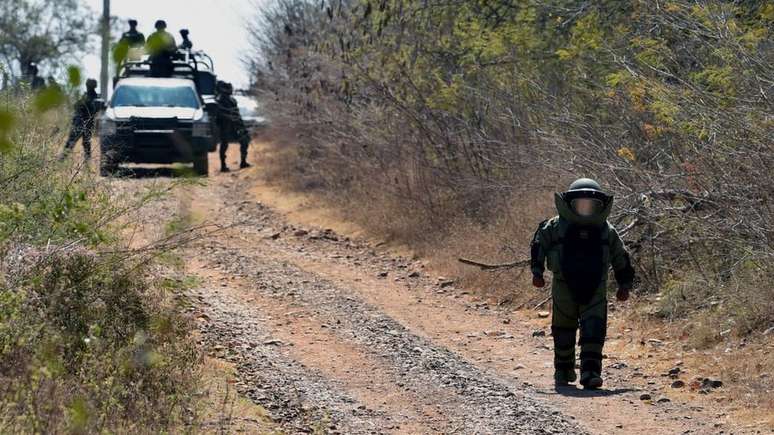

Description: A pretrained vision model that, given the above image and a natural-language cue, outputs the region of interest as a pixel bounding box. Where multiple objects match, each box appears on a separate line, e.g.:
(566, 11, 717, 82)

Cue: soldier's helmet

(180, 29, 189, 37)
(85, 78, 98, 90)
(155, 20, 167, 30)
(216, 81, 233, 95)
(129, 19, 138, 27)
(564, 178, 608, 217)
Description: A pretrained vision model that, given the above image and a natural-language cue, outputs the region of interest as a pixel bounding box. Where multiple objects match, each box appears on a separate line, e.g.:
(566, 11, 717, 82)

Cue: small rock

(263, 339, 283, 346)
(514, 364, 526, 370)
(639, 393, 652, 401)
(532, 330, 546, 337)
(377, 271, 389, 278)
(537, 311, 550, 318)
(439, 279, 455, 288)
(502, 318, 511, 324)
(269, 232, 281, 240)
(671, 380, 686, 388)
(657, 397, 671, 404)
(668, 367, 681, 377)
(408, 271, 421, 278)
(647, 338, 664, 346)
(293, 229, 309, 237)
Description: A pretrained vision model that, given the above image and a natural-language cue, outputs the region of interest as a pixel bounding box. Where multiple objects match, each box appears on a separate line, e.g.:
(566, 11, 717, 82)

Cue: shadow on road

(108, 166, 197, 179)
(536, 385, 639, 398)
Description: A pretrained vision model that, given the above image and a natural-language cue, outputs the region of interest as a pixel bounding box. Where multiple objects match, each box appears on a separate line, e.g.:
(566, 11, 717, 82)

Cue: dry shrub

(249, 0, 773, 344)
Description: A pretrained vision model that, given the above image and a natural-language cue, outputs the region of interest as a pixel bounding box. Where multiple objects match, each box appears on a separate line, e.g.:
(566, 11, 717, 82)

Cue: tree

(0, 0, 94, 83)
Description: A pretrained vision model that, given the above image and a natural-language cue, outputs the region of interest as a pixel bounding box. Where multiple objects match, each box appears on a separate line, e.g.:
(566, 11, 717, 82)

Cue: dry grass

(193, 357, 277, 434)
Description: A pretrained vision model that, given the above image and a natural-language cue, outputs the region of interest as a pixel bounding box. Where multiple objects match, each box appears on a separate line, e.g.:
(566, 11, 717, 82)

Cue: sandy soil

(113, 142, 770, 434)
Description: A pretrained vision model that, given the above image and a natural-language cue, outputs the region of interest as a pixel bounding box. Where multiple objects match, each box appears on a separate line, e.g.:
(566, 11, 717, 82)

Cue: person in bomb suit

(530, 178, 635, 389)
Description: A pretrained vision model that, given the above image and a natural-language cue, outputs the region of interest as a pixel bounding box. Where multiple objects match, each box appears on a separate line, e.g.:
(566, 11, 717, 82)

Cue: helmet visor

(571, 198, 603, 217)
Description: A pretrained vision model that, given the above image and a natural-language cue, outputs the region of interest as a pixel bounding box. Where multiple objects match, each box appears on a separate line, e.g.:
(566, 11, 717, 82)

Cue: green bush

(0, 91, 199, 432)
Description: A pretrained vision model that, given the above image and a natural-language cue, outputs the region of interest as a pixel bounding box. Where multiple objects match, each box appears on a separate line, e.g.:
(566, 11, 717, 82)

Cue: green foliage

(32, 86, 67, 112)
(0, 108, 14, 152)
(0, 92, 199, 432)
(66, 65, 82, 88)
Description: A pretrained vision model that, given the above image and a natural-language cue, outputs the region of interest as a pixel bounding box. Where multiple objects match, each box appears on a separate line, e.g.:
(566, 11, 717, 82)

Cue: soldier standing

(27, 63, 45, 90)
(120, 19, 145, 47)
(115, 19, 146, 66)
(146, 20, 177, 77)
(216, 81, 251, 172)
(62, 79, 101, 161)
(530, 178, 635, 389)
(179, 29, 193, 51)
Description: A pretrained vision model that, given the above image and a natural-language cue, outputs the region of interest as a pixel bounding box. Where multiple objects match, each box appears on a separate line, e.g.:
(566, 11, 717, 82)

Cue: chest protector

(560, 224, 606, 305)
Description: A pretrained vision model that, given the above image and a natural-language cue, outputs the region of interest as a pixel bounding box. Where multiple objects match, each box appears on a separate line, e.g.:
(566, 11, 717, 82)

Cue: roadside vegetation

(249, 0, 773, 408)
(0, 88, 201, 432)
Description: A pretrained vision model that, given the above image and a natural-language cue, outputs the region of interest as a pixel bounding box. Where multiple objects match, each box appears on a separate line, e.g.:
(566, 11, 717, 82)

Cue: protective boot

(578, 301, 607, 390)
(580, 371, 603, 389)
(552, 325, 577, 386)
(239, 139, 250, 169)
(554, 369, 577, 386)
(219, 142, 230, 172)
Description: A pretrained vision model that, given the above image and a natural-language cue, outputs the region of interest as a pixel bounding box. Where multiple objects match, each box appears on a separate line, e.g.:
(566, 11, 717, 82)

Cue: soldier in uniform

(120, 19, 145, 47)
(27, 63, 45, 90)
(530, 178, 635, 389)
(216, 81, 251, 172)
(115, 19, 146, 66)
(179, 29, 193, 50)
(146, 20, 177, 77)
(62, 79, 101, 161)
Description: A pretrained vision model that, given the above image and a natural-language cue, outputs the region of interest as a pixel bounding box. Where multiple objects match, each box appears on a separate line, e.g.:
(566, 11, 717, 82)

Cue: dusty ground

(113, 143, 771, 434)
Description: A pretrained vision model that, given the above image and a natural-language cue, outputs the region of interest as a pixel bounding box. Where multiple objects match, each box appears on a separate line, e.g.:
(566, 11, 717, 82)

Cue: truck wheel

(193, 153, 209, 176)
(100, 151, 118, 177)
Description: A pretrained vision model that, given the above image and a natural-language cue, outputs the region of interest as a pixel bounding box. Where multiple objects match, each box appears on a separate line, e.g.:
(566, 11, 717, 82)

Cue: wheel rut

(186, 183, 583, 434)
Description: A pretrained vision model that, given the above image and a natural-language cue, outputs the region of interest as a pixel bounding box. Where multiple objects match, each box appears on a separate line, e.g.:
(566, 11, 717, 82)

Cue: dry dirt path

(120, 147, 756, 434)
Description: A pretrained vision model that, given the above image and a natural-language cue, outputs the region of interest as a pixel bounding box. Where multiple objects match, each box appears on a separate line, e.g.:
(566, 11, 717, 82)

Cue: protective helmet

(85, 78, 98, 89)
(564, 178, 608, 217)
(180, 29, 189, 37)
(155, 20, 167, 29)
(568, 178, 603, 192)
(129, 19, 138, 27)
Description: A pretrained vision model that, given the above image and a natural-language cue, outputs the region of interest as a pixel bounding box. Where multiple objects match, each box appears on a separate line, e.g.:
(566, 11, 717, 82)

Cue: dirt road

(123, 146, 749, 434)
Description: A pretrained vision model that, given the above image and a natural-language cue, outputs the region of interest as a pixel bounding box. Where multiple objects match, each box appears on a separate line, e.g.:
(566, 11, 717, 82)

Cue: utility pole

(100, 0, 110, 99)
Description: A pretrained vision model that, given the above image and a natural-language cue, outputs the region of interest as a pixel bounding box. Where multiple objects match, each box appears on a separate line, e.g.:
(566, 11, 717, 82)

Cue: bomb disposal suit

(530, 178, 635, 389)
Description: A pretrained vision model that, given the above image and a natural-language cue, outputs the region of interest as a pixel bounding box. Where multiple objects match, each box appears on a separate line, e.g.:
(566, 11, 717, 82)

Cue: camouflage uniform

(120, 20, 146, 47)
(63, 80, 101, 160)
(530, 179, 635, 388)
(146, 21, 177, 77)
(216, 82, 251, 172)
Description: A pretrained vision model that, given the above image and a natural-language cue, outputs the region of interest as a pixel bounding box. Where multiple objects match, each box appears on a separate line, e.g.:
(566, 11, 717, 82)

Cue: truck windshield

(112, 85, 200, 108)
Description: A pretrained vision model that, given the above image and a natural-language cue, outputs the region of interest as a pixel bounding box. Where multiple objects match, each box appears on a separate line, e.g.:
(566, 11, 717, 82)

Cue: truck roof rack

(114, 50, 217, 97)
